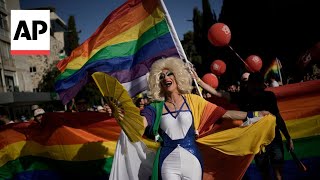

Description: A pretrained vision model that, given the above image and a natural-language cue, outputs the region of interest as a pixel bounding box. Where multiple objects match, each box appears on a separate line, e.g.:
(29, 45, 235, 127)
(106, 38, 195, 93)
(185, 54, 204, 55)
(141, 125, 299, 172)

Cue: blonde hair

(148, 57, 192, 101)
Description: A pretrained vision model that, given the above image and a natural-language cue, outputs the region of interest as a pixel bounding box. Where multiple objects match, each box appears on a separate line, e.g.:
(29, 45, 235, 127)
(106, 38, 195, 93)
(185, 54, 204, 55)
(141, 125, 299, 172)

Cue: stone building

(0, 0, 17, 93)
(14, 7, 67, 92)
(0, 1, 67, 120)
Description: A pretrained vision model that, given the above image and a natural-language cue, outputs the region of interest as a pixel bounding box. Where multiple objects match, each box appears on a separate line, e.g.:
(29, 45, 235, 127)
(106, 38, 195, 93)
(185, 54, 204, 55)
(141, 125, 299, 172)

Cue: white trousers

(161, 145, 202, 180)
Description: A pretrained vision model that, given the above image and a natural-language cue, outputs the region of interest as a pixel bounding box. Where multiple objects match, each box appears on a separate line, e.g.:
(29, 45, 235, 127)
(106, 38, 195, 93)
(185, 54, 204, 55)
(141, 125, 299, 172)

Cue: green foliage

(182, 1, 219, 77)
(66, 16, 80, 56)
(76, 82, 102, 106)
(192, 8, 203, 57)
(181, 31, 202, 67)
(38, 63, 102, 107)
(38, 62, 60, 92)
(201, 0, 218, 70)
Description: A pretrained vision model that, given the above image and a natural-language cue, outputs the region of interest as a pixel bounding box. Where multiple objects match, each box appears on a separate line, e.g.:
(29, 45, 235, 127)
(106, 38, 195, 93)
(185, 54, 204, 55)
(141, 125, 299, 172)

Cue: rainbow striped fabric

(246, 80, 320, 179)
(0, 112, 121, 179)
(264, 58, 282, 80)
(55, 0, 180, 104)
(1, 81, 319, 179)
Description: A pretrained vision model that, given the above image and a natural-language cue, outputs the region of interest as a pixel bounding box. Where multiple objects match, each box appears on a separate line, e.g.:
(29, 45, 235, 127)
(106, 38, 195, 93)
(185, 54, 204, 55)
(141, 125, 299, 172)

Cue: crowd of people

(0, 56, 299, 180)
(187, 69, 293, 180)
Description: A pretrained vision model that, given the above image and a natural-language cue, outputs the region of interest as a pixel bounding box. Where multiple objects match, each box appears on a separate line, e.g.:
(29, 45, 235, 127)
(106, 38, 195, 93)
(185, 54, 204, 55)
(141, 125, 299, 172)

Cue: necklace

(166, 95, 181, 112)
(166, 100, 177, 111)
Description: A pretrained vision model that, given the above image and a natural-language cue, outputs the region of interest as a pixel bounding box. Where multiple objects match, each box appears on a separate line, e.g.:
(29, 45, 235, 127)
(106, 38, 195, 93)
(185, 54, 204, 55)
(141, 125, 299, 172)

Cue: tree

(76, 82, 102, 106)
(38, 62, 60, 92)
(181, 31, 202, 67)
(201, 0, 218, 71)
(192, 7, 203, 61)
(188, 1, 219, 77)
(66, 15, 80, 56)
(38, 64, 102, 107)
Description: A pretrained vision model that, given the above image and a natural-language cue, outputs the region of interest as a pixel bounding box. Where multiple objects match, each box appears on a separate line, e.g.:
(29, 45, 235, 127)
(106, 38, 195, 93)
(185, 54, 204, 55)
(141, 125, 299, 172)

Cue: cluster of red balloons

(207, 22, 263, 75)
(201, 22, 265, 89)
(200, 60, 226, 89)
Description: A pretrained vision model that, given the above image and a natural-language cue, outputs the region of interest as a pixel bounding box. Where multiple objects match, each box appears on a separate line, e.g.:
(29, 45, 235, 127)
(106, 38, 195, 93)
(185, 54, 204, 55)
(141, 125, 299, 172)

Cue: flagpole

(159, 0, 203, 97)
(276, 58, 283, 85)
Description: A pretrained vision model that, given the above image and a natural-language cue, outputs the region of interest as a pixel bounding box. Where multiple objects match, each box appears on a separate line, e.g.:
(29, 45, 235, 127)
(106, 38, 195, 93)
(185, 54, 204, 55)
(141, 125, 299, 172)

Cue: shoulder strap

(150, 101, 164, 142)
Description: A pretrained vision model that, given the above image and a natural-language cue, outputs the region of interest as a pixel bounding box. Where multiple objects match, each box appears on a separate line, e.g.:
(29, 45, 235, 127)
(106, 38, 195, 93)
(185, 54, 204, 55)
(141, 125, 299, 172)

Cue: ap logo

(11, 10, 50, 55)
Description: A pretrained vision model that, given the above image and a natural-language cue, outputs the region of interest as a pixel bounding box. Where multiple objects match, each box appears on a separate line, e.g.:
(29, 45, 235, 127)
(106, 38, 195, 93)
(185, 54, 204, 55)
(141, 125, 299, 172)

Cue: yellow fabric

(197, 115, 276, 156)
(184, 94, 214, 130)
(0, 141, 117, 167)
(184, 94, 276, 156)
(283, 114, 320, 140)
(92, 72, 145, 142)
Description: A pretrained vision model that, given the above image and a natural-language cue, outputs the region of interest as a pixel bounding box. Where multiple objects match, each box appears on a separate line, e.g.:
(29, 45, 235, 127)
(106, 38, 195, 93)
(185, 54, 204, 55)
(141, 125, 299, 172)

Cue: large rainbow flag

(0, 112, 121, 179)
(1, 80, 319, 179)
(55, 0, 182, 105)
(245, 80, 320, 179)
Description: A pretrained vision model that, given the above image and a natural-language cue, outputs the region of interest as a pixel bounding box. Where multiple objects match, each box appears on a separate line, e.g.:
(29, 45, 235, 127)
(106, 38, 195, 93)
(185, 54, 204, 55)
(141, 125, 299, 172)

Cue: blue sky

(20, 0, 223, 44)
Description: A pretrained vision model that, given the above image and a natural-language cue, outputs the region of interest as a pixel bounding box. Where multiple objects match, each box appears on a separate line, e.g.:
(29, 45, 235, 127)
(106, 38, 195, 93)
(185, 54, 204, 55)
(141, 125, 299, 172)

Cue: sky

(20, 0, 223, 44)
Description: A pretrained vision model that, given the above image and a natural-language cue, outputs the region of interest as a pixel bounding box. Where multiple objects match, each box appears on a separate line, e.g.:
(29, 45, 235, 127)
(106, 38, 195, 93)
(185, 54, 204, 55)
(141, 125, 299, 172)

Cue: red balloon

(202, 73, 219, 89)
(245, 55, 263, 72)
(210, 60, 226, 76)
(208, 23, 231, 47)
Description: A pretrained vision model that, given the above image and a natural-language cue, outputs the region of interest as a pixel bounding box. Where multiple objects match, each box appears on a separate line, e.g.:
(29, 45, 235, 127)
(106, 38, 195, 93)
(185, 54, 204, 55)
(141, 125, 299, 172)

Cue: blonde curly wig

(148, 57, 192, 101)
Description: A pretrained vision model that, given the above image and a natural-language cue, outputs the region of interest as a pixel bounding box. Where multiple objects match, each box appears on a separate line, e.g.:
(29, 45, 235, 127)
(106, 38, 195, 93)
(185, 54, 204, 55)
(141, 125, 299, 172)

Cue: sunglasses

(159, 71, 174, 80)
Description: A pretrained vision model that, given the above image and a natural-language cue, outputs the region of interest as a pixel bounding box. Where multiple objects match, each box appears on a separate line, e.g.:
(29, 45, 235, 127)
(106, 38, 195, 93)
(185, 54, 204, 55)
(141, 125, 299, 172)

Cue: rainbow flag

(245, 80, 320, 179)
(55, 0, 182, 105)
(1, 81, 320, 179)
(264, 58, 282, 80)
(0, 113, 121, 179)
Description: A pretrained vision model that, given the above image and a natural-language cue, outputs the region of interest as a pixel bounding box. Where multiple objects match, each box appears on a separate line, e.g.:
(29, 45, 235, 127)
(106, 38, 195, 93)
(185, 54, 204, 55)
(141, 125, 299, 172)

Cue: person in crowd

(66, 99, 77, 112)
(191, 70, 249, 106)
(75, 97, 89, 112)
(243, 72, 294, 180)
(0, 108, 13, 125)
(268, 72, 280, 87)
(112, 57, 274, 180)
(134, 95, 150, 110)
(97, 105, 106, 113)
(29, 104, 40, 121)
(33, 108, 45, 123)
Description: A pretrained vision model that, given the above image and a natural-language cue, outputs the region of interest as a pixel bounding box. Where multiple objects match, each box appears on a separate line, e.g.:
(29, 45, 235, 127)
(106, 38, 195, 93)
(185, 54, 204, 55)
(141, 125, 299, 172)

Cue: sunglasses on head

(159, 71, 174, 80)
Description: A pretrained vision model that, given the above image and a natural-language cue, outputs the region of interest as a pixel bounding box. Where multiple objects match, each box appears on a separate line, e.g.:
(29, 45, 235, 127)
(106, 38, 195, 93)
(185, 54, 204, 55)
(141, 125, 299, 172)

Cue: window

(0, 13, 8, 30)
(5, 75, 14, 92)
(30, 66, 37, 72)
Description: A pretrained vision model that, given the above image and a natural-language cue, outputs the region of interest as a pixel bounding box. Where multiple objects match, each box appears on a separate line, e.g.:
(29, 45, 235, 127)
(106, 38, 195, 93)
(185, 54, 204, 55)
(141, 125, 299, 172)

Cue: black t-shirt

(239, 90, 291, 141)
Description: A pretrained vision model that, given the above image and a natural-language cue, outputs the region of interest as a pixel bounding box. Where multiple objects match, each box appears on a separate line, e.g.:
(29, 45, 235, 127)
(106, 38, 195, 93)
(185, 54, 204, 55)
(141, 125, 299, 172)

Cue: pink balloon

(202, 73, 219, 89)
(208, 23, 231, 47)
(245, 55, 263, 72)
(210, 60, 226, 76)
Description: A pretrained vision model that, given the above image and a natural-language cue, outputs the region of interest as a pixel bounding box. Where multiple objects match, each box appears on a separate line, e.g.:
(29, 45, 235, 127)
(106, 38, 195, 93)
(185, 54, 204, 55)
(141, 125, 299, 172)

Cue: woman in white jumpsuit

(140, 57, 270, 180)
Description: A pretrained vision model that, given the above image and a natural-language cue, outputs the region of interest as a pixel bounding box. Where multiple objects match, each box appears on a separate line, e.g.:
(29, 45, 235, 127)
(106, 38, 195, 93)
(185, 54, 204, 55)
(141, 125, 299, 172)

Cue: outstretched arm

(222, 110, 270, 120)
